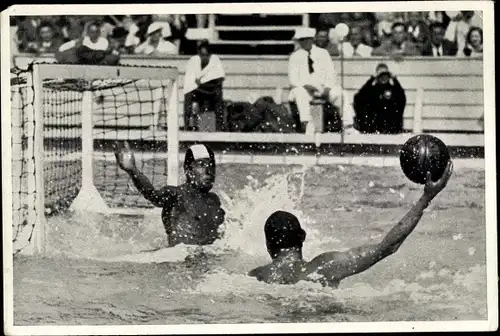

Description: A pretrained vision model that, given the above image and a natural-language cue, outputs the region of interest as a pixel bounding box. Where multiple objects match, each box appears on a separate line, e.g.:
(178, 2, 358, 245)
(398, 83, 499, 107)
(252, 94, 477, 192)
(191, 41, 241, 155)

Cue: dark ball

(400, 134, 451, 184)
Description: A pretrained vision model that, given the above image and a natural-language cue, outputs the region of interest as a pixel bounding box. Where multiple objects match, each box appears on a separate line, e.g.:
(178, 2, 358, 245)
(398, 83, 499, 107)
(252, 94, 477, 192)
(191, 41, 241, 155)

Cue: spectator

(58, 16, 85, 42)
(183, 41, 226, 131)
(81, 21, 110, 50)
(128, 15, 154, 44)
(372, 22, 420, 58)
(445, 11, 483, 53)
(153, 14, 188, 44)
(428, 11, 451, 28)
(134, 22, 178, 56)
(25, 21, 63, 54)
(314, 29, 339, 56)
(100, 16, 117, 38)
(353, 63, 406, 134)
(108, 26, 133, 56)
(317, 13, 342, 29)
(339, 26, 373, 57)
(376, 12, 404, 45)
(405, 12, 430, 49)
(421, 22, 457, 56)
(347, 12, 377, 47)
(16, 16, 42, 52)
(56, 21, 112, 65)
(287, 28, 352, 135)
(457, 27, 483, 57)
(318, 13, 376, 47)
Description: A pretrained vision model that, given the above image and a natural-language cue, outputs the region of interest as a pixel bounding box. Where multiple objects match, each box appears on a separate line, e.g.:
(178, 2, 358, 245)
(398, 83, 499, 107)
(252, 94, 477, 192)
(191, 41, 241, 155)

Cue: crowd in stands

(11, 11, 483, 59)
(11, 15, 203, 58)
(312, 11, 483, 58)
(10, 12, 483, 136)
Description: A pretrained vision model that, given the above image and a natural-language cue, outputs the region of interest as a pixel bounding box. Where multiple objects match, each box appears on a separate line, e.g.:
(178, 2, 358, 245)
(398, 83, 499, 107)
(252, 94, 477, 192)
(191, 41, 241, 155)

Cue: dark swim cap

(183, 144, 216, 173)
(264, 211, 306, 250)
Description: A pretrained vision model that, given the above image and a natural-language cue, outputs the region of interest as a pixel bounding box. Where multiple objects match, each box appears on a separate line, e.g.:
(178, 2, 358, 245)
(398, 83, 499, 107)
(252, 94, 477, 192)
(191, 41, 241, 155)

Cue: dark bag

(254, 97, 297, 133)
(226, 101, 263, 132)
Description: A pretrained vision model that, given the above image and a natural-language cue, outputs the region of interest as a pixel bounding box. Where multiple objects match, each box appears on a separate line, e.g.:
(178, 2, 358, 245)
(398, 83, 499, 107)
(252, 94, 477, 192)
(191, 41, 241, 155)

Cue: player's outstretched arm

(114, 141, 176, 207)
(308, 161, 454, 283)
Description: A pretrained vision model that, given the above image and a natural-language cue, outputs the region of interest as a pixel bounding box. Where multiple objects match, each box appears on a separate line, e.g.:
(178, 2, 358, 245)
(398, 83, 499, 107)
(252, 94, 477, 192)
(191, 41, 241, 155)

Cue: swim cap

(264, 211, 306, 250)
(183, 144, 215, 172)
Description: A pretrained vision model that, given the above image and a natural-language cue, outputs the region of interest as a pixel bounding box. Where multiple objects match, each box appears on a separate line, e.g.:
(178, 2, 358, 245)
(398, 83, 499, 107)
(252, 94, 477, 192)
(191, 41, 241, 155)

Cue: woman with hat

(134, 21, 178, 56)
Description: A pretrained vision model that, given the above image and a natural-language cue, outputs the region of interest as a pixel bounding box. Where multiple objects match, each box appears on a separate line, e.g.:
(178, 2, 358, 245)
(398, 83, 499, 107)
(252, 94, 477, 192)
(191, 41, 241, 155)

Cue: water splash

(211, 165, 320, 258)
(45, 165, 317, 262)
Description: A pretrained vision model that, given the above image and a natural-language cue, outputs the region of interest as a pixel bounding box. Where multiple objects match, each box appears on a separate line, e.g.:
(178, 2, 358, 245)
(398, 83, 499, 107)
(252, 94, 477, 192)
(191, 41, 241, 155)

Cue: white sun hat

(147, 22, 172, 38)
(293, 27, 316, 40)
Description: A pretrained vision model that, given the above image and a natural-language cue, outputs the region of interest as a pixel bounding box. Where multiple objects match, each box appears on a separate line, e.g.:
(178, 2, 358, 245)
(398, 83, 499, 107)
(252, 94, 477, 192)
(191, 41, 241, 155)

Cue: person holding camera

(353, 63, 407, 134)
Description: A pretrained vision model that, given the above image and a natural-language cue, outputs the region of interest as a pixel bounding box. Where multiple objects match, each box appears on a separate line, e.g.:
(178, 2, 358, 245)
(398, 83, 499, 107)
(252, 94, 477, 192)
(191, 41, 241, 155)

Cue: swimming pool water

(13, 164, 487, 324)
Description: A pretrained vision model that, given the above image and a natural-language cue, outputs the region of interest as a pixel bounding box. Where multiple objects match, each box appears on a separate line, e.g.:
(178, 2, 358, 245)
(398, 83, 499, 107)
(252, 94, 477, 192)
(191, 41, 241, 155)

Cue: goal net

(10, 63, 180, 255)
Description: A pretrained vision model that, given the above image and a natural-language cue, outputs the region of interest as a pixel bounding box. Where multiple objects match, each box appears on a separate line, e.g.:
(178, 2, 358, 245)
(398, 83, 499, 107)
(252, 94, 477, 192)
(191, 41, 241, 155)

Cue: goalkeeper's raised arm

(115, 141, 176, 208)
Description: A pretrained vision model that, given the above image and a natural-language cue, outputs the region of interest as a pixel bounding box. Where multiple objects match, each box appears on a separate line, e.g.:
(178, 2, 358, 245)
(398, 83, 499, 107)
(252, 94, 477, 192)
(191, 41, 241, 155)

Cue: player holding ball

(249, 135, 453, 287)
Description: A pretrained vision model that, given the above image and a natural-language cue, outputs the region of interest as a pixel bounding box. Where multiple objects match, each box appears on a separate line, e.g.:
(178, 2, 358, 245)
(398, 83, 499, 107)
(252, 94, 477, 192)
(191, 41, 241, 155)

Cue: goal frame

(30, 64, 180, 243)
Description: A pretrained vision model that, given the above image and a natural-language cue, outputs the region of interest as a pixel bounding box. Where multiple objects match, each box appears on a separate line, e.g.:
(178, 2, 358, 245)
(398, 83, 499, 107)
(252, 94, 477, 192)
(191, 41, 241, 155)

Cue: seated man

(421, 22, 458, 57)
(314, 29, 340, 56)
(353, 63, 407, 134)
(372, 22, 421, 59)
(288, 28, 353, 135)
(249, 161, 453, 286)
(24, 21, 63, 54)
(56, 21, 116, 65)
(183, 40, 226, 131)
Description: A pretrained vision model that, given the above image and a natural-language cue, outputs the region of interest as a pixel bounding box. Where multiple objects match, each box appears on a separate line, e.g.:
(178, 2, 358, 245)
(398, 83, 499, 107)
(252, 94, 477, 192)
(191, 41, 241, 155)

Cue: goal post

(10, 63, 181, 255)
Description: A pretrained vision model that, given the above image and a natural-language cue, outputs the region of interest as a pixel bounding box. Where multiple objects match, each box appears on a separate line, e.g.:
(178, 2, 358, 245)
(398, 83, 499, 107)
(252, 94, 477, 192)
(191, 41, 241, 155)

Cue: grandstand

(203, 13, 309, 55)
(13, 53, 485, 151)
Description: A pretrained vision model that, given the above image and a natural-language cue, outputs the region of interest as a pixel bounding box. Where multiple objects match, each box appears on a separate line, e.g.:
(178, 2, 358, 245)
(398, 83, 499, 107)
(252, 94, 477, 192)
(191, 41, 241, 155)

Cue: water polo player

(249, 161, 453, 287)
(115, 142, 225, 247)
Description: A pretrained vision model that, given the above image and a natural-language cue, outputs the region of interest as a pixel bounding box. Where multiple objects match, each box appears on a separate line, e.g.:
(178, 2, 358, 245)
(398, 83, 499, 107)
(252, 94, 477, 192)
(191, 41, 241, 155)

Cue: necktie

(435, 46, 441, 56)
(307, 51, 314, 74)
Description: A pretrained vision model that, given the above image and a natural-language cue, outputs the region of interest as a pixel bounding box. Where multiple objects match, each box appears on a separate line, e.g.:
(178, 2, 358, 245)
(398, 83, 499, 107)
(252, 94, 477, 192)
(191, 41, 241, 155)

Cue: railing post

(302, 14, 310, 27)
(413, 87, 424, 134)
(208, 14, 218, 41)
(167, 79, 180, 186)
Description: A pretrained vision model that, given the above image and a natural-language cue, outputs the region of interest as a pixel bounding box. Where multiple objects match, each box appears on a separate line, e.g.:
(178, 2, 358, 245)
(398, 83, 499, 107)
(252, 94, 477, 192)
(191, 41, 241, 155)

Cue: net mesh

(10, 64, 176, 254)
(11, 70, 37, 254)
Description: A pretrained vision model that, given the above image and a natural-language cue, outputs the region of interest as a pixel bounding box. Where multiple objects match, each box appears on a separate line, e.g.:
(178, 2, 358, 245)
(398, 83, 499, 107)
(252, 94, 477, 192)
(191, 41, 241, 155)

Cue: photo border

(2, 1, 497, 334)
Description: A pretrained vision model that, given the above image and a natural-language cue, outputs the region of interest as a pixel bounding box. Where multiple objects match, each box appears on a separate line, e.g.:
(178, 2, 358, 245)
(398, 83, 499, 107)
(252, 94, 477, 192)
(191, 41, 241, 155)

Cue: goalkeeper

(115, 142, 225, 247)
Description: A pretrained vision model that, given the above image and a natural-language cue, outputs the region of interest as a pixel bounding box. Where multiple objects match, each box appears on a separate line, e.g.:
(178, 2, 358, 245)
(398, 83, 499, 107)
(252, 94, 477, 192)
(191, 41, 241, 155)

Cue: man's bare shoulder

(308, 251, 345, 265)
(303, 251, 346, 287)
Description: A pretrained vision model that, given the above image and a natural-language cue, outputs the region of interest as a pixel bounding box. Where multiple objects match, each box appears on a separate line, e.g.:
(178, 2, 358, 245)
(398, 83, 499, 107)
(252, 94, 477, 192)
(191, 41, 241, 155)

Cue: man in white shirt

(134, 22, 178, 56)
(183, 41, 226, 131)
(288, 28, 353, 135)
(56, 21, 112, 65)
(339, 26, 373, 57)
(58, 21, 109, 52)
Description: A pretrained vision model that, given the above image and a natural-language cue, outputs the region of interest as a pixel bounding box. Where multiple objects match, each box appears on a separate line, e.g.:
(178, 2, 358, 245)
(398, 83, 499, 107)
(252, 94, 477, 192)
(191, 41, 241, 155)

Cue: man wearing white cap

(288, 27, 353, 135)
(134, 22, 178, 56)
(114, 142, 225, 247)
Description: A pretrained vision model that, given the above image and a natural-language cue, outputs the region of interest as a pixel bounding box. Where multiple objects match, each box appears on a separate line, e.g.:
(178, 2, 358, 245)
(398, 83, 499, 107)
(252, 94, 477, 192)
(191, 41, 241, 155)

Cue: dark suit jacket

(421, 40, 458, 56)
(353, 76, 407, 134)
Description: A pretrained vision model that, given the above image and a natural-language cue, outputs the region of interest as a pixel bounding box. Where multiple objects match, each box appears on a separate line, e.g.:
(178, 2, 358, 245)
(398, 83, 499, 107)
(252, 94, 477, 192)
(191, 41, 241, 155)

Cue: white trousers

(288, 85, 353, 127)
